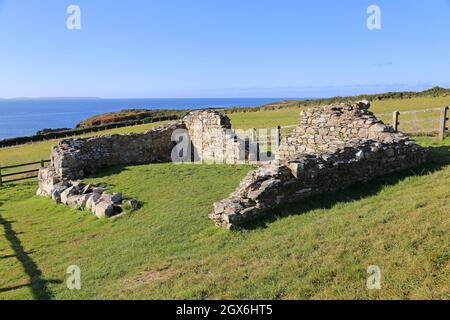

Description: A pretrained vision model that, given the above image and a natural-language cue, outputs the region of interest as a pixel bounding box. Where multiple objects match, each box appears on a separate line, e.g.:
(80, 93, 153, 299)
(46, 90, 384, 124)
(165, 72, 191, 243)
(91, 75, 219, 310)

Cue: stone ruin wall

(50, 122, 185, 181)
(36, 104, 430, 226)
(48, 110, 246, 183)
(37, 110, 247, 218)
(277, 101, 397, 160)
(210, 101, 430, 229)
(183, 110, 248, 164)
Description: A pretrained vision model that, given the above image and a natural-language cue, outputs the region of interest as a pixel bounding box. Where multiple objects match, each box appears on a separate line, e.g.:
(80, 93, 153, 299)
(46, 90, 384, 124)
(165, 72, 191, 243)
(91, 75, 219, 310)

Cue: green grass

(373, 97, 450, 133)
(0, 97, 449, 300)
(228, 108, 301, 130)
(371, 96, 450, 113)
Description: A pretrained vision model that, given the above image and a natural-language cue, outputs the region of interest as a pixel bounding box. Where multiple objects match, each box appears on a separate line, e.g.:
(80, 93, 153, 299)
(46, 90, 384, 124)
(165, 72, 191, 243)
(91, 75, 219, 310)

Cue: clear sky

(1, 0, 450, 98)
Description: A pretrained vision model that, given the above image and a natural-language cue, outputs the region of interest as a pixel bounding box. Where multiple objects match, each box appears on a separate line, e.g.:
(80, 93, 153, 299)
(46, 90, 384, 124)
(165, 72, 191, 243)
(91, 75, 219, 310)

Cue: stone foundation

(37, 166, 140, 218)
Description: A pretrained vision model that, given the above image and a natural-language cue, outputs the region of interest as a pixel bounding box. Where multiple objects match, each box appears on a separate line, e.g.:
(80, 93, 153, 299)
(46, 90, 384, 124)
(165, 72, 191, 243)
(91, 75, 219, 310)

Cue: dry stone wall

(211, 101, 430, 229)
(51, 122, 184, 181)
(277, 101, 396, 160)
(37, 121, 185, 218)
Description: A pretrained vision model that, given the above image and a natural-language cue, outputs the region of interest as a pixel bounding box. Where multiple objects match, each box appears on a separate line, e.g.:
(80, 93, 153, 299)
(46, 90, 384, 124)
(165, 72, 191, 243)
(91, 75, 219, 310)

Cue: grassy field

(373, 97, 450, 133)
(229, 96, 450, 133)
(0, 97, 449, 300)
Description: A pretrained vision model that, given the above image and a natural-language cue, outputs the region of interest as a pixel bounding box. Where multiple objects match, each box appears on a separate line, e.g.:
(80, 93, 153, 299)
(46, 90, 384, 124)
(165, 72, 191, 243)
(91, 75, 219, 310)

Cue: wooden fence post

(0, 167, 3, 186)
(40, 160, 45, 168)
(439, 106, 449, 141)
(277, 126, 281, 144)
(393, 111, 400, 132)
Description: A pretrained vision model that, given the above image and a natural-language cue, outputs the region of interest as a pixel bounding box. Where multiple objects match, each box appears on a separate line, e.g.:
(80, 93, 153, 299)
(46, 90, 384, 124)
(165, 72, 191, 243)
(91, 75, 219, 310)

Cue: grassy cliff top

(76, 109, 187, 128)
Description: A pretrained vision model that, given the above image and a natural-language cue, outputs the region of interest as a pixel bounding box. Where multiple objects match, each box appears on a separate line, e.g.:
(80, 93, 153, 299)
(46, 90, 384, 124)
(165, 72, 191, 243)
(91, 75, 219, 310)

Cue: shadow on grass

(0, 214, 62, 299)
(239, 145, 450, 230)
(83, 165, 131, 188)
(0, 251, 35, 260)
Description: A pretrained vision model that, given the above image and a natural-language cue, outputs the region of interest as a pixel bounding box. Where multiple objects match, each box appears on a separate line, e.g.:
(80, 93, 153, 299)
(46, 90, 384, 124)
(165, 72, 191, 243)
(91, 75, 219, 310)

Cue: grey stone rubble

(37, 165, 140, 218)
(210, 101, 431, 229)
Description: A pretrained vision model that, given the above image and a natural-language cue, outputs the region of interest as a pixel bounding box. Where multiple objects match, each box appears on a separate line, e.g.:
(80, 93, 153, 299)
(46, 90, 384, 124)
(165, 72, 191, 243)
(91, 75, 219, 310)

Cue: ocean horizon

(0, 97, 300, 140)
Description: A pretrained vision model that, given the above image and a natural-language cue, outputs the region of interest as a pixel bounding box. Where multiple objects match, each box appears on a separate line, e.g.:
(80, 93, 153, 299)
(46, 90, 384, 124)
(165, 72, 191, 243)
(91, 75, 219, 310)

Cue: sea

(0, 98, 294, 140)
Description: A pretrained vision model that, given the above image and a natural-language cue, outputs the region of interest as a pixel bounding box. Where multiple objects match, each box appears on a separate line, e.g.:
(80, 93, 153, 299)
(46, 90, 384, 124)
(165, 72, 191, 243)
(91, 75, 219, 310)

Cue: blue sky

(0, 0, 450, 98)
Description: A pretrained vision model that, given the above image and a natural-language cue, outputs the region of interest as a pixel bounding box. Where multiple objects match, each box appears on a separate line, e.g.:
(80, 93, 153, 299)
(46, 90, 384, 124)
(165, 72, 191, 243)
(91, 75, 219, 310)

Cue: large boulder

(93, 187, 107, 194)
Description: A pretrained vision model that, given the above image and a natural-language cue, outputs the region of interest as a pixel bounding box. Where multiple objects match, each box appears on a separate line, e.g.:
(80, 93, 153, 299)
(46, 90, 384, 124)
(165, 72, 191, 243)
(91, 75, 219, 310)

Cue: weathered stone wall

(49, 110, 246, 182)
(277, 101, 397, 160)
(211, 139, 430, 229)
(184, 110, 248, 164)
(211, 101, 430, 229)
(51, 122, 184, 181)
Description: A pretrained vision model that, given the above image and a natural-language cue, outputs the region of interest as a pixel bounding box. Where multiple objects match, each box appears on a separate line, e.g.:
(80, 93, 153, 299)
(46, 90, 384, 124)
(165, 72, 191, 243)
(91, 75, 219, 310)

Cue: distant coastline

(0, 98, 294, 140)
(2, 86, 448, 141)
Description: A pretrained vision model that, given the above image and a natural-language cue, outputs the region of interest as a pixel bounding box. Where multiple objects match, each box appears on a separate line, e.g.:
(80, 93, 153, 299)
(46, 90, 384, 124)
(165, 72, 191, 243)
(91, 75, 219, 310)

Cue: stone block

(93, 201, 115, 218)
